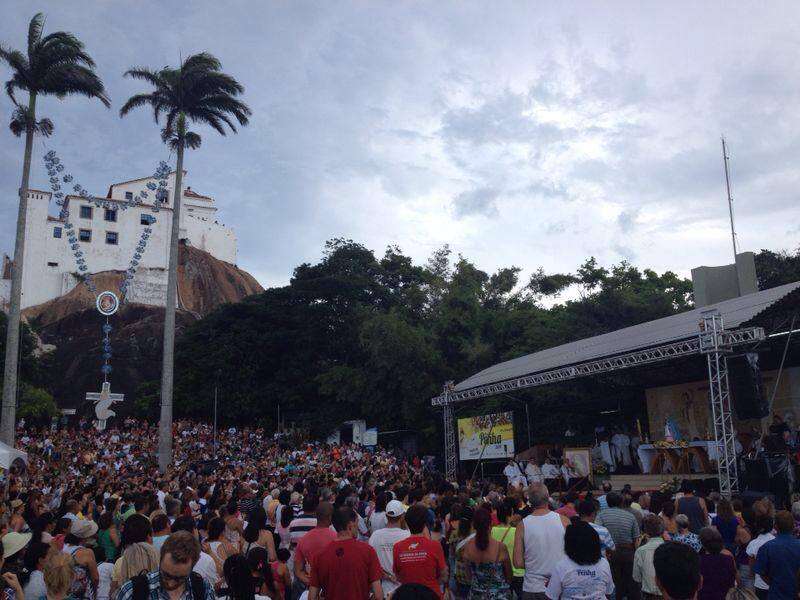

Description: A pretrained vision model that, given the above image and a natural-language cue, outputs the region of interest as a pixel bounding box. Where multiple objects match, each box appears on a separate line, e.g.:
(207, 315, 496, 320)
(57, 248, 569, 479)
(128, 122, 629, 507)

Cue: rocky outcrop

(22, 244, 263, 411)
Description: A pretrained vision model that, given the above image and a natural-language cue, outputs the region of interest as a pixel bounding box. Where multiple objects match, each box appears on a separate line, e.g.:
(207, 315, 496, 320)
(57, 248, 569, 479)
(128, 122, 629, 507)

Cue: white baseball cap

(386, 500, 406, 518)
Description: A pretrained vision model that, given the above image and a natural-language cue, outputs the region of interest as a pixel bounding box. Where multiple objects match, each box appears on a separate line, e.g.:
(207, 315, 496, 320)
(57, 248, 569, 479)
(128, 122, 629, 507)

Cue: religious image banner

(457, 411, 515, 460)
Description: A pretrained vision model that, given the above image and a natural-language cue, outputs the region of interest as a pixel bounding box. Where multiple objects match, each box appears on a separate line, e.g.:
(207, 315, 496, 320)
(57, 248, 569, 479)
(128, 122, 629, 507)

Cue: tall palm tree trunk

(157, 136, 185, 472)
(0, 93, 37, 446)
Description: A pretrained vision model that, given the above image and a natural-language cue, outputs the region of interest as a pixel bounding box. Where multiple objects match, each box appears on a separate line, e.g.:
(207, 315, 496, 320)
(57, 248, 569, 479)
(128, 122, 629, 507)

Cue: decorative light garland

(42, 150, 171, 380)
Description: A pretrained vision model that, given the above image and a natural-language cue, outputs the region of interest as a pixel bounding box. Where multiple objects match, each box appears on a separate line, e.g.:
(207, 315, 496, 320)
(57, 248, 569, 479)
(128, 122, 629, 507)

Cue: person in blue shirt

(754, 510, 800, 600)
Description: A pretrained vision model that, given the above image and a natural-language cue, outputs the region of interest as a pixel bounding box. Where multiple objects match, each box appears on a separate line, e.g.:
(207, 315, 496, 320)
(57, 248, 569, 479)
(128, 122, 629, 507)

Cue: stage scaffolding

(433, 312, 765, 496)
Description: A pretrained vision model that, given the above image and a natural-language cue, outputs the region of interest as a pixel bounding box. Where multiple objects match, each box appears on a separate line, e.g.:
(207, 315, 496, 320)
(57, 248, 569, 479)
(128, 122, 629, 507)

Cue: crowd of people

(0, 419, 799, 599)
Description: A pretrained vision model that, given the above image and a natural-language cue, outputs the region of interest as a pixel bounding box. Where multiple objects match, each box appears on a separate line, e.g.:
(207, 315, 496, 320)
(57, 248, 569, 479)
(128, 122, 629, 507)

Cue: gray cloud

(1, 1, 799, 289)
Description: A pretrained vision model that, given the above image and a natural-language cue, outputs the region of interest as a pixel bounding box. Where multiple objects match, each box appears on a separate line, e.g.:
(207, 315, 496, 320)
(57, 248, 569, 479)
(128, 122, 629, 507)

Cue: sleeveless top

(521, 511, 566, 593)
(677, 496, 705, 534)
(97, 529, 118, 561)
(63, 545, 95, 600)
(468, 561, 511, 600)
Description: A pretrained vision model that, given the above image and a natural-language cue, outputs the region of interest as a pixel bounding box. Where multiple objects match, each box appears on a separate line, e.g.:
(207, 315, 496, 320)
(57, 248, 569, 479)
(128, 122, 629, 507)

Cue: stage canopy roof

(454, 281, 800, 394)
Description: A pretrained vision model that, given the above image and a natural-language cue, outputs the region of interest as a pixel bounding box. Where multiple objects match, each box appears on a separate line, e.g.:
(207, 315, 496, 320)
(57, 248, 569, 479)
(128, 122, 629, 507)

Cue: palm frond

(27, 13, 45, 55)
(119, 92, 157, 117)
(37, 31, 95, 68)
(122, 51, 250, 145)
(39, 64, 110, 106)
(4, 75, 29, 106)
(35, 117, 53, 137)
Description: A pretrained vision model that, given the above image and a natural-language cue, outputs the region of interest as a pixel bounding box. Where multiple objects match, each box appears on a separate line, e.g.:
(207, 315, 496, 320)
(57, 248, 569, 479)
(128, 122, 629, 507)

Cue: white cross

(86, 382, 124, 431)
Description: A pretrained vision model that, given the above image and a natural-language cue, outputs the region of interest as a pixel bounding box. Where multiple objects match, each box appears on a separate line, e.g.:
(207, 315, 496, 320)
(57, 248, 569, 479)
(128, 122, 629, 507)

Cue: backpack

(131, 572, 206, 600)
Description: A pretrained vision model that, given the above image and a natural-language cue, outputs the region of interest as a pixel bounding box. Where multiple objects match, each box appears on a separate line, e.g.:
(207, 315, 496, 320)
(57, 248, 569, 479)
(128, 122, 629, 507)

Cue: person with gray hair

(633, 514, 667, 600)
(513, 483, 569, 599)
(345, 496, 370, 541)
(672, 514, 702, 552)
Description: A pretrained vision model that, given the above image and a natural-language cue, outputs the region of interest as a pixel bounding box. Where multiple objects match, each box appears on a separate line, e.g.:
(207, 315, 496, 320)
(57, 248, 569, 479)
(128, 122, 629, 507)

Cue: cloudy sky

(1, 2, 799, 289)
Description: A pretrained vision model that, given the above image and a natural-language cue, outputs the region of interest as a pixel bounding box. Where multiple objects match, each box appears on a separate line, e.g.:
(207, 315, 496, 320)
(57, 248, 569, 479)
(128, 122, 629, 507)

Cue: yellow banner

(458, 411, 515, 460)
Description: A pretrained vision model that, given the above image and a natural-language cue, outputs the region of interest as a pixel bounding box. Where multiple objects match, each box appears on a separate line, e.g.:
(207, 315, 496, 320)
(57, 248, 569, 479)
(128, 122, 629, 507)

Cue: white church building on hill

(0, 171, 237, 309)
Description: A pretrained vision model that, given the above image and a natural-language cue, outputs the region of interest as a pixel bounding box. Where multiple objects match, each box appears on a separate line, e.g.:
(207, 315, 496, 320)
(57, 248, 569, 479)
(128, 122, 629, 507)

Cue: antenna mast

(721, 136, 738, 262)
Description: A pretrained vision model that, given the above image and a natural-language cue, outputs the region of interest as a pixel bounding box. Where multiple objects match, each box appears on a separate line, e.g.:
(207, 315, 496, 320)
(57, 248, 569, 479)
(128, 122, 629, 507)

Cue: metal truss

(432, 327, 764, 406)
(700, 311, 739, 496)
(442, 386, 457, 481)
(433, 324, 765, 488)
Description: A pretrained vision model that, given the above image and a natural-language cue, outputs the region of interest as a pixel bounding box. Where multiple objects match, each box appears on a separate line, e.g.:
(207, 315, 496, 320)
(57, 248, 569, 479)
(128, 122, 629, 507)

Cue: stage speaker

(729, 353, 768, 419)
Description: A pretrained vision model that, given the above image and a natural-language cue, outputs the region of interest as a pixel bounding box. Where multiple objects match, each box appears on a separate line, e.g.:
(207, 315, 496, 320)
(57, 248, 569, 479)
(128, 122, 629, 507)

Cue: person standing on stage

(525, 459, 543, 485)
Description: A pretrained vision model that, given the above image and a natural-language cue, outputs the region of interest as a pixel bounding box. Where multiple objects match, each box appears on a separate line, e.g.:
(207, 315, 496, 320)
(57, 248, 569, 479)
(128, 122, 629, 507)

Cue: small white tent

(0, 442, 27, 471)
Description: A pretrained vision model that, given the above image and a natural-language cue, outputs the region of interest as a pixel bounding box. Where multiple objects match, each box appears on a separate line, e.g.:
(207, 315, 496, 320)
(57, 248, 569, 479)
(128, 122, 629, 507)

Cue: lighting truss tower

(441, 382, 457, 481)
(699, 310, 738, 496)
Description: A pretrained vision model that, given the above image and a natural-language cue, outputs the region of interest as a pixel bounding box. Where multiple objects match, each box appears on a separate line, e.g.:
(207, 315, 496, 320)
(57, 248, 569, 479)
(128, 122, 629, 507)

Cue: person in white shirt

(546, 521, 614, 600)
(746, 513, 775, 596)
(171, 516, 219, 587)
(525, 459, 543, 485)
(368, 500, 410, 596)
(541, 460, 560, 480)
(504, 459, 526, 487)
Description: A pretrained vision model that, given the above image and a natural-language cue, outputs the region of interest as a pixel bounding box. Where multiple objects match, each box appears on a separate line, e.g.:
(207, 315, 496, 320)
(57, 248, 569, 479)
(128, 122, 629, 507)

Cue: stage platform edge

(608, 472, 708, 492)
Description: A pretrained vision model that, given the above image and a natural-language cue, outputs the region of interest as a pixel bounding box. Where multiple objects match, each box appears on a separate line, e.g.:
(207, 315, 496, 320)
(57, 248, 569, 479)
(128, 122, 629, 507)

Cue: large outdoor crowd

(0, 419, 797, 600)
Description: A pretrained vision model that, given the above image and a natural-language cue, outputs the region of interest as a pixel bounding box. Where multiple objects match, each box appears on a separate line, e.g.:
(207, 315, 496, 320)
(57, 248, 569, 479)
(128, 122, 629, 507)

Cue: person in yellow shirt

(491, 500, 524, 599)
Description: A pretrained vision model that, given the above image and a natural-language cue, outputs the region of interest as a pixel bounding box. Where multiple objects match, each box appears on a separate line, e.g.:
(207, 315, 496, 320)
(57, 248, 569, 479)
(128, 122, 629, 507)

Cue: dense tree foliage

(171, 238, 700, 438)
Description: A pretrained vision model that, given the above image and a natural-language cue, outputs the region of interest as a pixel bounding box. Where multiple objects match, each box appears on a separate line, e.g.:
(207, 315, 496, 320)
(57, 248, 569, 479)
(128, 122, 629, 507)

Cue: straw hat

(70, 519, 99, 539)
(2, 532, 31, 558)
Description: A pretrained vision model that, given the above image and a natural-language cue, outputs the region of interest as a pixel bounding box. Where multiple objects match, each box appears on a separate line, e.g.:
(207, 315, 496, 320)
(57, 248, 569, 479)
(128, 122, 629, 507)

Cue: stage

(608, 472, 710, 492)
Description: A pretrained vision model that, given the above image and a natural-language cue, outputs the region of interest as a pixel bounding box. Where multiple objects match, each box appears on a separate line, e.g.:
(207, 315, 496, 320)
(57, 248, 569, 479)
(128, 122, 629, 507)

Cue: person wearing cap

(63, 518, 100, 598)
(369, 499, 411, 597)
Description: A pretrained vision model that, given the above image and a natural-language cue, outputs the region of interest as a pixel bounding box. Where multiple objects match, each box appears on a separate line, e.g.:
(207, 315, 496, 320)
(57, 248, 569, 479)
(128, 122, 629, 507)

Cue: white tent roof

(0, 442, 27, 470)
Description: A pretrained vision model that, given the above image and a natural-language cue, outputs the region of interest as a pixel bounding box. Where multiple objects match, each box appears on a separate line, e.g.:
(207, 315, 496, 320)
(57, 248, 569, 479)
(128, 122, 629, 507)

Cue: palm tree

(120, 52, 250, 471)
(0, 14, 109, 446)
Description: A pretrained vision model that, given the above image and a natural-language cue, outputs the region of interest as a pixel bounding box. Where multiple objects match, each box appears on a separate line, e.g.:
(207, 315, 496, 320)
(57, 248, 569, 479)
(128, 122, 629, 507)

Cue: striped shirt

(595, 507, 640, 545)
(288, 513, 317, 548)
(590, 522, 616, 552)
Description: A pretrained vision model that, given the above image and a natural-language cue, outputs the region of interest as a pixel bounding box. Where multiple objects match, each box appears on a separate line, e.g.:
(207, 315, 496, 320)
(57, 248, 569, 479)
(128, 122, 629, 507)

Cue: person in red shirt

(308, 506, 383, 600)
(393, 504, 448, 599)
(294, 502, 336, 594)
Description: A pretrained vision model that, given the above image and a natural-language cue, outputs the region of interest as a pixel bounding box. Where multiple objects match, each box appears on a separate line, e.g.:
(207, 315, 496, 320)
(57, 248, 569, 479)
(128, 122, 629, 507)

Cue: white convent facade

(0, 171, 237, 309)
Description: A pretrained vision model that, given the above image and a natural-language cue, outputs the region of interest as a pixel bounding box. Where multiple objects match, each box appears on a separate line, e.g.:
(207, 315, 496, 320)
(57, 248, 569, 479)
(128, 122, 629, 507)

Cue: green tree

(120, 52, 250, 471)
(17, 385, 57, 423)
(0, 13, 109, 445)
(755, 248, 800, 290)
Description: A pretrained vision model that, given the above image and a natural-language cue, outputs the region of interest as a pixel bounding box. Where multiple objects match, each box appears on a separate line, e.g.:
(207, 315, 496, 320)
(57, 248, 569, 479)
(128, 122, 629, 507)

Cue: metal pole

(721, 136, 738, 263)
(213, 369, 221, 459)
(525, 401, 532, 450)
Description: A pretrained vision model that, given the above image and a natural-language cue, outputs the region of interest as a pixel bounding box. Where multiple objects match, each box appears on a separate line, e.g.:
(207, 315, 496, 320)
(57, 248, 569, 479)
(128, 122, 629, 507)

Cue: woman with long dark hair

(244, 547, 278, 599)
(242, 507, 276, 562)
(222, 555, 261, 600)
(461, 507, 511, 599)
(546, 521, 613, 599)
(713, 498, 750, 555)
